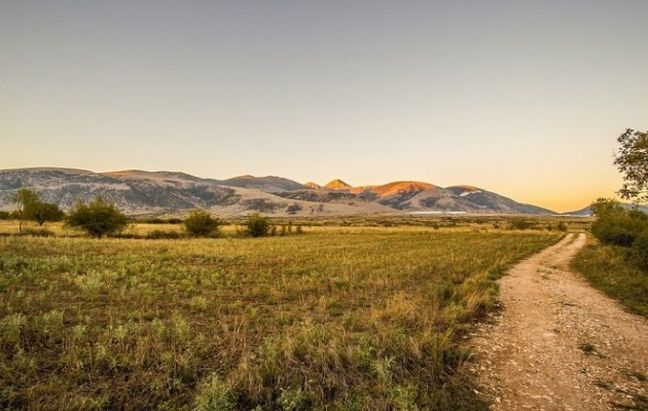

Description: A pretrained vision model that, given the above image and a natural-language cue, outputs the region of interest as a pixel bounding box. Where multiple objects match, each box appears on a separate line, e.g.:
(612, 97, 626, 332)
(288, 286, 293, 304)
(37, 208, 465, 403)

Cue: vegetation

(572, 239, 648, 317)
(11, 188, 64, 231)
(614, 128, 648, 204)
(183, 210, 220, 237)
(245, 212, 271, 237)
(0, 229, 559, 410)
(65, 197, 128, 238)
(590, 198, 648, 247)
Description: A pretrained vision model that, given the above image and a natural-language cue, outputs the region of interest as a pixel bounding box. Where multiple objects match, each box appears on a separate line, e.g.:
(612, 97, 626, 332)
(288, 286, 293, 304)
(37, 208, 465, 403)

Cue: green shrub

(590, 200, 648, 246)
(66, 198, 128, 238)
(632, 230, 648, 269)
(245, 213, 271, 238)
(184, 210, 220, 237)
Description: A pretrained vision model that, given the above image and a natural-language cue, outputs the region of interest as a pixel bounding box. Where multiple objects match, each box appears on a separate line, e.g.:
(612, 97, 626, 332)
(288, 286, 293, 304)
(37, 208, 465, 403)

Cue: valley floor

(470, 234, 648, 410)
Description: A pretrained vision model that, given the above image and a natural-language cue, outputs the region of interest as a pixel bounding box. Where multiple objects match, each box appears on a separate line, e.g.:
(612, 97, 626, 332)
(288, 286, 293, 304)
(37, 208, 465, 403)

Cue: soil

(470, 233, 648, 410)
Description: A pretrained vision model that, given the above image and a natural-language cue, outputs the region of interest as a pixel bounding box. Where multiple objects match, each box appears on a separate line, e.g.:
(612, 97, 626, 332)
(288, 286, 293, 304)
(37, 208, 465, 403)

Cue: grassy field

(0, 228, 561, 410)
(571, 238, 648, 317)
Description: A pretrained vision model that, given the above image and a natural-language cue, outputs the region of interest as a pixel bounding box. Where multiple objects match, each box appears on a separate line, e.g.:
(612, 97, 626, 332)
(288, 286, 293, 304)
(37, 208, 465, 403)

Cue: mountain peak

(325, 179, 352, 190)
(304, 181, 323, 190)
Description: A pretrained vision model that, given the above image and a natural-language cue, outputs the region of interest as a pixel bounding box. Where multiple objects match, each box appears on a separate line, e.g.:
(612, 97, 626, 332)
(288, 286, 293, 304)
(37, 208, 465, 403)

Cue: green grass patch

(0, 230, 559, 410)
(571, 239, 648, 317)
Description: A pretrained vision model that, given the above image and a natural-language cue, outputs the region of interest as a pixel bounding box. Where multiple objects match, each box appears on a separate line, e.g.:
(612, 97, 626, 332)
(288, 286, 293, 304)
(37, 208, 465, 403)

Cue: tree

(12, 188, 64, 231)
(614, 129, 648, 204)
(33, 202, 65, 226)
(245, 213, 271, 237)
(66, 197, 127, 238)
(184, 210, 220, 237)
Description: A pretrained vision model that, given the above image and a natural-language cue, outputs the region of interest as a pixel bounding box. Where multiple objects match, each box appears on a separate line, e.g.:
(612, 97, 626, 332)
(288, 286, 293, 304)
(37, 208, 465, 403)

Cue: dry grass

(0, 228, 560, 410)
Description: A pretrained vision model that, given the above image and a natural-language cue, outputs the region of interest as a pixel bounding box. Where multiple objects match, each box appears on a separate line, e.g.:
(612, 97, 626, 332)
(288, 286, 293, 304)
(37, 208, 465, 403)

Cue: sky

(1, 1, 647, 212)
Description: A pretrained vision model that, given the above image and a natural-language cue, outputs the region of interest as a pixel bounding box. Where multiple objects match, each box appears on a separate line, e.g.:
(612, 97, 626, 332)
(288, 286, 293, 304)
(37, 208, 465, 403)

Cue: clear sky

(1, 1, 647, 212)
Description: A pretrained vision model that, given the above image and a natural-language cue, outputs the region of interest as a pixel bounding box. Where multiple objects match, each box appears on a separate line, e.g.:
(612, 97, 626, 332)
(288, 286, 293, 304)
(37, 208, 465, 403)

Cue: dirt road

(471, 233, 648, 410)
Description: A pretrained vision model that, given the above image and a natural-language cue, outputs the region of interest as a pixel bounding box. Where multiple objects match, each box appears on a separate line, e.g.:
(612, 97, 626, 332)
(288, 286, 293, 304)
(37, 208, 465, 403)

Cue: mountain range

(0, 167, 563, 216)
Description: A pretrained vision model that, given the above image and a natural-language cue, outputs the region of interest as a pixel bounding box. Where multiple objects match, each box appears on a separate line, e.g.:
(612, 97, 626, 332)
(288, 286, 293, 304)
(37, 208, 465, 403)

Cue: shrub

(590, 199, 648, 246)
(184, 210, 220, 237)
(632, 230, 648, 270)
(245, 213, 270, 237)
(66, 198, 128, 238)
(0, 211, 11, 220)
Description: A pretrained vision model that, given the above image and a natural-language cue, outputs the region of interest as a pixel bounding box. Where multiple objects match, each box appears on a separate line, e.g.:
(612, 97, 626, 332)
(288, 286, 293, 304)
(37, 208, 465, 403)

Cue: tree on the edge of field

(614, 129, 648, 204)
(12, 188, 65, 232)
(184, 210, 220, 237)
(66, 197, 127, 238)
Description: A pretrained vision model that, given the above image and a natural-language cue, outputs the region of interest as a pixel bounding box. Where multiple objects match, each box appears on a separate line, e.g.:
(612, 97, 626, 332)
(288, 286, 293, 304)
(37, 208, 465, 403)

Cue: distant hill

(325, 179, 353, 190)
(217, 175, 305, 193)
(0, 167, 559, 216)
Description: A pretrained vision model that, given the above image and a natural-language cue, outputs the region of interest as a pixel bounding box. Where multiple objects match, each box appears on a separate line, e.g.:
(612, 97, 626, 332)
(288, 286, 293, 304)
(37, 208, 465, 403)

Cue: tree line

(7, 188, 295, 239)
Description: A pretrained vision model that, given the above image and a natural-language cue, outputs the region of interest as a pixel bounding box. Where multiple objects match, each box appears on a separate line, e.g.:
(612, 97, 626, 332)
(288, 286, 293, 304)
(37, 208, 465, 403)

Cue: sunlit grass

(0, 229, 560, 409)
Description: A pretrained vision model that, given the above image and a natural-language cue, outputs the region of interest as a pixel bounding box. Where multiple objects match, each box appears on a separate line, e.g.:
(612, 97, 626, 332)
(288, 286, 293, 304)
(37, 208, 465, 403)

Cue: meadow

(0, 223, 562, 410)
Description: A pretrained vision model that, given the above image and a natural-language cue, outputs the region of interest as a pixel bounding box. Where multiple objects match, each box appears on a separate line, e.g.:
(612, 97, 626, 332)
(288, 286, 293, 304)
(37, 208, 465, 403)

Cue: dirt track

(471, 233, 648, 410)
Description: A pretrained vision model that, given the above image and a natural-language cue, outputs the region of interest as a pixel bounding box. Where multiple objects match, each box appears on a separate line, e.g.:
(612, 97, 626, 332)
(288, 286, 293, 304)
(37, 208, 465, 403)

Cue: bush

(0, 211, 10, 220)
(66, 198, 128, 238)
(590, 199, 648, 247)
(184, 210, 220, 237)
(632, 230, 648, 270)
(245, 213, 270, 237)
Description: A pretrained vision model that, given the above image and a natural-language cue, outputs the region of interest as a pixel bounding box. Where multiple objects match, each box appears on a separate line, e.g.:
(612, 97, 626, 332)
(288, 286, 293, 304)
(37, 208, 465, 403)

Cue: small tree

(12, 188, 64, 231)
(33, 202, 64, 226)
(66, 197, 127, 238)
(614, 129, 648, 204)
(245, 213, 270, 237)
(184, 210, 220, 237)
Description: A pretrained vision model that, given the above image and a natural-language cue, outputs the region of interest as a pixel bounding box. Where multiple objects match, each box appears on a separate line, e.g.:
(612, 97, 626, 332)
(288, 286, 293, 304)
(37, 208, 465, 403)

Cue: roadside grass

(0, 229, 560, 410)
(571, 238, 648, 317)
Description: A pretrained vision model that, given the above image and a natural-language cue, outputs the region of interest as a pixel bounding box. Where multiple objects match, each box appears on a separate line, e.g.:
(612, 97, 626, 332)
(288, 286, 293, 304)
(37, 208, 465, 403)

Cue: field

(0, 223, 563, 410)
(571, 238, 648, 317)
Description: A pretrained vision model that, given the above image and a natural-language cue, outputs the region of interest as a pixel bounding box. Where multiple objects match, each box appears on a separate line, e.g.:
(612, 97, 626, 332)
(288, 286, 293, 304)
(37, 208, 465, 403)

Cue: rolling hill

(0, 167, 559, 216)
